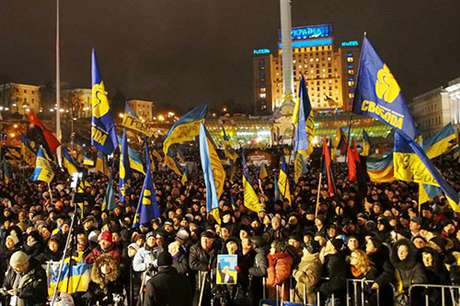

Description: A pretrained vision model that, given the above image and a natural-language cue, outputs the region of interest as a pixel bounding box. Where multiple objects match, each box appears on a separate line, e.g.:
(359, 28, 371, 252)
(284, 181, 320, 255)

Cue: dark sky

(1, 0, 459, 114)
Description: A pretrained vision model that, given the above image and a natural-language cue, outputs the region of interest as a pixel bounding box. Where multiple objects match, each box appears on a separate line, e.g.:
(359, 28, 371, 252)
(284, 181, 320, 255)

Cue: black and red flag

(347, 140, 368, 202)
(322, 137, 337, 196)
(27, 110, 61, 155)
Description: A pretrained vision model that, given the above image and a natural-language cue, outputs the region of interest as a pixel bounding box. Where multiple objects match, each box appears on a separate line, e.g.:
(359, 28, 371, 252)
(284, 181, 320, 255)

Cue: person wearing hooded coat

(319, 238, 347, 306)
(248, 236, 268, 306)
(293, 239, 322, 305)
(390, 238, 427, 306)
(418, 247, 450, 306)
(83, 253, 123, 306)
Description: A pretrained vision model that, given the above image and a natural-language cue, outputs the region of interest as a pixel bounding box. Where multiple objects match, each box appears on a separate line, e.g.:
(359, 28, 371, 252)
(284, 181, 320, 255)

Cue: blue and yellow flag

(47, 262, 91, 297)
(259, 163, 268, 180)
(274, 176, 281, 202)
(102, 173, 116, 211)
(423, 123, 458, 159)
(152, 148, 163, 162)
(419, 183, 442, 205)
(82, 155, 94, 166)
(294, 152, 308, 184)
(278, 156, 292, 205)
(453, 145, 460, 159)
(366, 153, 395, 183)
(164, 153, 182, 176)
(362, 130, 372, 157)
(63, 147, 79, 176)
(222, 125, 238, 162)
(293, 75, 314, 156)
(176, 148, 186, 164)
(332, 126, 347, 155)
(242, 151, 261, 212)
(95, 151, 109, 176)
(163, 104, 208, 156)
(91, 49, 118, 154)
(21, 134, 37, 166)
(181, 166, 189, 185)
(394, 131, 459, 211)
(199, 123, 225, 223)
(119, 129, 131, 202)
(116, 135, 145, 175)
(353, 36, 417, 140)
(30, 147, 54, 184)
(2, 157, 11, 185)
(133, 140, 160, 227)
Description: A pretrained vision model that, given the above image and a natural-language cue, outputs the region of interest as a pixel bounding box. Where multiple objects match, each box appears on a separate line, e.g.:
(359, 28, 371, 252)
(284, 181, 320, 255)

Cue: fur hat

(10, 251, 29, 269)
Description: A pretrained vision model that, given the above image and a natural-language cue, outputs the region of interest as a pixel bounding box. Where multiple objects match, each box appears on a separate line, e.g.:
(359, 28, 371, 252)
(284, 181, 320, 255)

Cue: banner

(122, 114, 153, 137)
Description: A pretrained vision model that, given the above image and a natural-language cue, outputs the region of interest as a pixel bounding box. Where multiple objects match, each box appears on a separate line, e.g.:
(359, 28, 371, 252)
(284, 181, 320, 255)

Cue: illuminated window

(348, 69, 355, 75)
(260, 88, 266, 93)
(260, 93, 266, 98)
(328, 57, 331, 61)
(315, 58, 319, 62)
(348, 81, 355, 87)
(310, 58, 314, 62)
(348, 93, 354, 99)
(347, 57, 354, 62)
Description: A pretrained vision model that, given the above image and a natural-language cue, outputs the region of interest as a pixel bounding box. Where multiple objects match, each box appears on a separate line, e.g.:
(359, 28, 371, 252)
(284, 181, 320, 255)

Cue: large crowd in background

(0, 146, 459, 306)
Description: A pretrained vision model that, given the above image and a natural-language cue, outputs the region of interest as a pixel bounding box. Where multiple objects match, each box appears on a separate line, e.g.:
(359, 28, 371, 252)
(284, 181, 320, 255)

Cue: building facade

(410, 77, 460, 137)
(127, 99, 154, 122)
(0, 83, 40, 115)
(253, 24, 360, 115)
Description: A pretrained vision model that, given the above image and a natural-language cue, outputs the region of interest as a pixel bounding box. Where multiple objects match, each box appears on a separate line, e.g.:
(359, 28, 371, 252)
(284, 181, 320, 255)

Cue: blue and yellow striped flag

(278, 156, 292, 205)
(91, 49, 118, 154)
(164, 153, 182, 176)
(119, 129, 131, 203)
(259, 163, 268, 180)
(47, 262, 91, 297)
(242, 151, 261, 212)
(163, 104, 208, 156)
(116, 135, 145, 175)
(199, 123, 225, 224)
(63, 147, 78, 176)
(419, 183, 442, 205)
(30, 147, 54, 184)
(294, 152, 308, 184)
(362, 130, 372, 157)
(82, 155, 94, 166)
(366, 153, 395, 183)
(394, 131, 459, 212)
(21, 134, 37, 166)
(2, 157, 11, 185)
(133, 138, 160, 227)
(181, 166, 189, 185)
(423, 123, 458, 159)
(222, 125, 238, 163)
(95, 152, 109, 176)
(293, 75, 314, 156)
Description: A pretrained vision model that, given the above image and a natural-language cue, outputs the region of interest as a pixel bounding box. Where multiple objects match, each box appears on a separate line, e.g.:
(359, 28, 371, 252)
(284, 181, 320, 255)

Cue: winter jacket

(418, 247, 450, 306)
(143, 265, 193, 306)
(266, 252, 293, 300)
(347, 268, 378, 306)
(82, 254, 123, 306)
(85, 244, 121, 264)
(319, 251, 347, 297)
(248, 246, 268, 278)
(172, 251, 190, 275)
(189, 242, 217, 272)
(391, 239, 427, 291)
(132, 244, 164, 273)
(2, 257, 48, 306)
(367, 244, 394, 287)
(294, 251, 322, 305)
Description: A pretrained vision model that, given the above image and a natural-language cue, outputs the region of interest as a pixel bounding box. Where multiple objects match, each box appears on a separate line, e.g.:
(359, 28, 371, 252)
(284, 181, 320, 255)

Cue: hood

(91, 254, 119, 287)
(419, 246, 441, 272)
(391, 238, 417, 271)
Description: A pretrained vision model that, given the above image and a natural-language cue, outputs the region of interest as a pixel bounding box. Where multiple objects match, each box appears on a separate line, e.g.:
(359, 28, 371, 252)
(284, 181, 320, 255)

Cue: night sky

(1, 0, 459, 114)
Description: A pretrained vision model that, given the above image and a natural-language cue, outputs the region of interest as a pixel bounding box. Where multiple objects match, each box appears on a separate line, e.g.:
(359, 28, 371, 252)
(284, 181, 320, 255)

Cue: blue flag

(353, 36, 417, 140)
(133, 139, 160, 227)
(91, 49, 118, 154)
(119, 129, 131, 202)
(199, 123, 222, 222)
(124, 102, 138, 119)
(293, 75, 311, 154)
(102, 173, 116, 211)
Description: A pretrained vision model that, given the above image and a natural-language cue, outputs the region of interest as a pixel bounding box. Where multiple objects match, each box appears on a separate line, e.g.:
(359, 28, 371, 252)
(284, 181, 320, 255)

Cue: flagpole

(55, 0, 62, 167)
(345, 31, 366, 165)
(315, 139, 324, 218)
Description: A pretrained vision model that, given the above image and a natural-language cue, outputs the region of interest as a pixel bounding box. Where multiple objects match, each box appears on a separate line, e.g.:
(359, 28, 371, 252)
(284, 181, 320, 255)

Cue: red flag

(322, 137, 335, 196)
(347, 145, 357, 182)
(28, 110, 61, 153)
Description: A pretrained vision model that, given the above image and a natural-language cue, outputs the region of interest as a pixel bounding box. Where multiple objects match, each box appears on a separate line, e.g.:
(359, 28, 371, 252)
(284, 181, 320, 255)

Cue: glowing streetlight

(158, 115, 165, 122)
(119, 113, 124, 118)
(223, 107, 227, 112)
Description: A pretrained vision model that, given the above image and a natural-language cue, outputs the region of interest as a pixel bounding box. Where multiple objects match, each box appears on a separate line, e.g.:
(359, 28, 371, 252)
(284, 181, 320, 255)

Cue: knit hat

(201, 231, 215, 239)
(330, 238, 344, 252)
(176, 229, 189, 242)
(6, 235, 19, 246)
(157, 252, 173, 266)
(146, 231, 155, 240)
(10, 251, 29, 269)
(128, 243, 140, 252)
(98, 231, 113, 243)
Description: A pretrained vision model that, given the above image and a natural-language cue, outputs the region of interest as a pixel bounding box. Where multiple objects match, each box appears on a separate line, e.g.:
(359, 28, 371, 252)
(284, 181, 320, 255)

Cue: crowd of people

(0, 146, 459, 306)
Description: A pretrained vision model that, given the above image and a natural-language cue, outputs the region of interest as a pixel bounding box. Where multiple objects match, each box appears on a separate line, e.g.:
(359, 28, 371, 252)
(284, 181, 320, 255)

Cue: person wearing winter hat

(85, 231, 121, 264)
(1, 250, 48, 306)
(143, 251, 193, 306)
(319, 238, 347, 305)
(133, 231, 164, 276)
(294, 239, 322, 305)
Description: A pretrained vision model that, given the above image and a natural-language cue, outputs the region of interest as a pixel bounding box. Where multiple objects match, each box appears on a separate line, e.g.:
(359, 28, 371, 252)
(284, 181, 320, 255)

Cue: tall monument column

(280, 0, 294, 101)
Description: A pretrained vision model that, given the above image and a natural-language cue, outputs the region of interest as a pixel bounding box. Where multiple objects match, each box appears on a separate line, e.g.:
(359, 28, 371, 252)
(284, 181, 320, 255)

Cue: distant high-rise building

(0, 83, 41, 115)
(253, 24, 360, 115)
